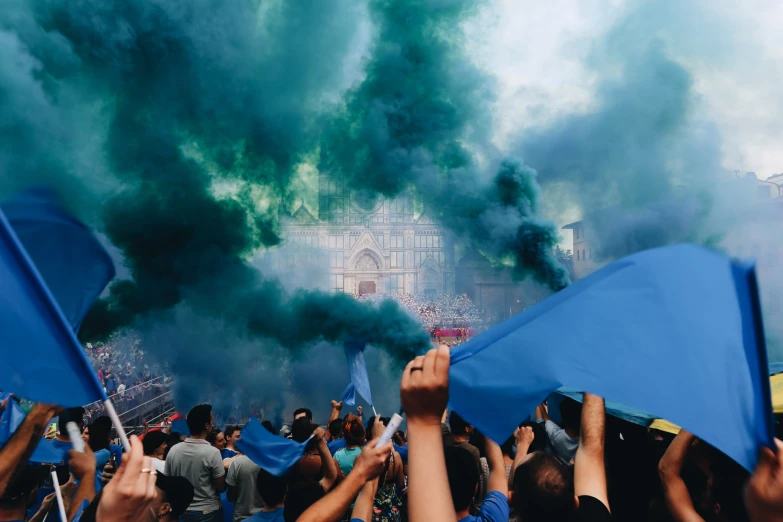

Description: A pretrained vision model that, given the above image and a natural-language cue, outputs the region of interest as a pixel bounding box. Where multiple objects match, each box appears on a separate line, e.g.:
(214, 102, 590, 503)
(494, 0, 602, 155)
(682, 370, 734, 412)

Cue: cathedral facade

(278, 173, 456, 296)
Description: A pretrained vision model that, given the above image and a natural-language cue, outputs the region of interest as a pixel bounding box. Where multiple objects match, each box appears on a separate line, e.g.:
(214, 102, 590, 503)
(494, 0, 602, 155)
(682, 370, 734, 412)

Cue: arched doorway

(358, 281, 377, 295)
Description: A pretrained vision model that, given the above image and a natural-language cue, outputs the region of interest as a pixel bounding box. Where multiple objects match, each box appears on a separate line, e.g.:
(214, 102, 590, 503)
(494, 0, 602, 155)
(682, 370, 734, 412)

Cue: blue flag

(449, 244, 773, 472)
(341, 382, 356, 406)
(235, 418, 310, 476)
(2, 190, 115, 332)
(344, 339, 373, 406)
(0, 204, 108, 406)
(0, 399, 68, 464)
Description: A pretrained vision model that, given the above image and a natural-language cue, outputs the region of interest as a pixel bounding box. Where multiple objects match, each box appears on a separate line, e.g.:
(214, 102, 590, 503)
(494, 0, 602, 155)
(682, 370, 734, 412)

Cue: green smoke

(320, 0, 569, 289)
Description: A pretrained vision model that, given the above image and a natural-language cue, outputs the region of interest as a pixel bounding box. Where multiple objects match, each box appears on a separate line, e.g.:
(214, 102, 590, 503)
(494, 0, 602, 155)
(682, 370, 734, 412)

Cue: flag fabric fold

(235, 418, 310, 476)
(2, 190, 115, 332)
(341, 382, 356, 406)
(449, 244, 773, 472)
(0, 399, 68, 464)
(0, 201, 108, 407)
(343, 339, 373, 406)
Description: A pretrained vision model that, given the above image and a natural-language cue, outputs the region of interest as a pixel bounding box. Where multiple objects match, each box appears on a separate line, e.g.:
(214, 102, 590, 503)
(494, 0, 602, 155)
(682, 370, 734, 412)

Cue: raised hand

(400, 345, 450, 427)
(746, 439, 783, 522)
(353, 439, 392, 483)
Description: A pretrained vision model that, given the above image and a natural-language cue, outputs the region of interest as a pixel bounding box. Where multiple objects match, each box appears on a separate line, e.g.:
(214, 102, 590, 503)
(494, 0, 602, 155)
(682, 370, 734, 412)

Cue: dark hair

(58, 407, 86, 430)
(186, 404, 213, 436)
(343, 417, 366, 446)
(449, 411, 472, 435)
(224, 425, 241, 440)
(256, 468, 289, 506)
(0, 467, 48, 508)
(444, 446, 480, 511)
(512, 451, 574, 520)
(143, 430, 168, 456)
(328, 419, 343, 439)
(262, 420, 277, 434)
(293, 408, 312, 421)
(559, 398, 582, 432)
(291, 418, 317, 443)
(206, 428, 223, 446)
(87, 417, 111, 452)
(284, 483, 325, 522)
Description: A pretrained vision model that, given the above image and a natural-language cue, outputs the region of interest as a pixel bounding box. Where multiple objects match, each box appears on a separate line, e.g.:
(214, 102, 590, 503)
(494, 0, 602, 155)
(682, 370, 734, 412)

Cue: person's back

(165, 404, 226, 522)
(226, 455, 265, 522)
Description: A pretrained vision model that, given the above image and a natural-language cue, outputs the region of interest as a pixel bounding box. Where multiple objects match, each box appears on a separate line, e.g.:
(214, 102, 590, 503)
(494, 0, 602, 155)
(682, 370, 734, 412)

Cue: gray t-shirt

(544, 420, 579, 465)
(165, 438, 225, 512)
(226, 455, 265, 522)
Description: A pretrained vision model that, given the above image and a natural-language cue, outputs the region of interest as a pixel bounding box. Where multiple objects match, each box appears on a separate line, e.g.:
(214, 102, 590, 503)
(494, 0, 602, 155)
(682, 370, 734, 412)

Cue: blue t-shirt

(327, 438, 346, 456)
(221, 448, 238, 459)
(109, 443, 123, 466)
(246, 507, 284, 522)
(93, 448, 111, 493)
(458, 491, 509, 522)
(393, 443, 408, 465)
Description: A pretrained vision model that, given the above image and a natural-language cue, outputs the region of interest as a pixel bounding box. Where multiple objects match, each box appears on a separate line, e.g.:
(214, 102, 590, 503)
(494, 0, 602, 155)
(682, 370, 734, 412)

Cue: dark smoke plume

(320, 0, 569, 290)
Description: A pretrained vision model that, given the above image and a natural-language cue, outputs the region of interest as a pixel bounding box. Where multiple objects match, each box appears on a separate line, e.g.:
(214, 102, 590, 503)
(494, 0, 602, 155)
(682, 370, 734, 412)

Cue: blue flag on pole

(0, 203, 108, 406)
(344, 339, 373, 406)
(341, 382, 357, 406)
(449, 244, 773, 472)
(2, 191, 115, 332)
(236, 418, 310, 476)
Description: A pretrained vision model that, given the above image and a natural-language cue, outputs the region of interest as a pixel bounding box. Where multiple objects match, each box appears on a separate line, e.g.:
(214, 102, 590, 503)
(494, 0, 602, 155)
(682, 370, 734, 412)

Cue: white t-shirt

(151, 457, 165, 474)
(165, 438, 225, 512)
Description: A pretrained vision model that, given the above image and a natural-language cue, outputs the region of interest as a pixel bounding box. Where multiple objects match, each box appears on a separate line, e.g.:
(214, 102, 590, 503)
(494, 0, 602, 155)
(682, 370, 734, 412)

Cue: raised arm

(0, 403, 59, 496)
(508, 426, 535, 490)
(658, 430, 705, 522)
(298, 439, 391, 522)
(485, 436, 508, 497)
(329, 401, 343, 425)
(350, 477, 380, 522)
(746, 438, 783, 522)
(315, 427, 339, 492)
(536, 402, 551, 422)
(68, 446, 97, 521)
(574, 393, 610, 512)
(402, 345, 458, 522)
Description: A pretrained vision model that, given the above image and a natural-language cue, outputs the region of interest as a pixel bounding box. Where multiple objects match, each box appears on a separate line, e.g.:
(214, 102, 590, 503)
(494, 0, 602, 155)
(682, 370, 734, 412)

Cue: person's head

(559, 398, 583, 433)
(224, 425, 242, 447)
(512, 451, 575, 521)
(206, 429, 225, 450)
(444, 446, 480, 513)
(293, 408, 312, 422)
(366, 416, 390, 442)
(186, 404, 213, 437)
(152, 475, 195, 521)
(0, 467, 49, 515)
(256, 468, 289, 507)
(58, 407, 85, 434)
(449, 411, 474, 440)
(143, 430, 169, 459)
(284, 483, 326, 522)
(291, 418, 317, 444)
(262, 420, 276, 434)
(343, 416, 366, 446)
(327, 419, 343, 440)
(87, 416, 112, 452)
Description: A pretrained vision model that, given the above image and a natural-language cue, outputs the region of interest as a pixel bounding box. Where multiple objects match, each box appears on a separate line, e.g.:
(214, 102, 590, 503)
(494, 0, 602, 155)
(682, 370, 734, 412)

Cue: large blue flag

(236, 418, 310, 476)
(344, 339, 373, 406)
(2, 190, 115, 332)
(449, 244, 773, 472)
(0, 203, 108, 406)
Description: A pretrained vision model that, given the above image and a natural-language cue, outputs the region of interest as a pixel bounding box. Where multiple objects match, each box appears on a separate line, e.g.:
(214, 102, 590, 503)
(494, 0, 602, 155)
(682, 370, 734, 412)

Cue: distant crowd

(356, 293, 484, 330)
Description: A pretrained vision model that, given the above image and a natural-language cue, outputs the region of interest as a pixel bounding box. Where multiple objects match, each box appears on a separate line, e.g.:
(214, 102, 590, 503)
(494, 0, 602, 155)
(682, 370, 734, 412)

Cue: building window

(375, 234, 384, 248)
(329, 274, 344, 292)
(329, 199, 344, 214)
(415, 234, 441, 248)
(349, 235, 357, 248)
(329, 251, 344, 268)
(589, 248, 592, 259)
(390, 251, 404, 268)
(390, 235, 404, 248)
(388, 197, 409, 214)
(582, 249, 586, 261)
(576, 250, 580, 261)
(575, 228, 580, 240)
(390, 274, 404, 294)
(328, 235, 344, 249)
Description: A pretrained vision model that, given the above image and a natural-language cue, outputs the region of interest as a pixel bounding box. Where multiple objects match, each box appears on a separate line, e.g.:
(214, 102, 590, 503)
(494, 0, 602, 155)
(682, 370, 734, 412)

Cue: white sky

(468, 0, 783, 179)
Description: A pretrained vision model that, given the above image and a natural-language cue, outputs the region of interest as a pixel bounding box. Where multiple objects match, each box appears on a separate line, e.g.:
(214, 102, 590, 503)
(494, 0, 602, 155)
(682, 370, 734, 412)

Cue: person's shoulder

(573, 495, 612, 522)
(479, 490, 510, 521)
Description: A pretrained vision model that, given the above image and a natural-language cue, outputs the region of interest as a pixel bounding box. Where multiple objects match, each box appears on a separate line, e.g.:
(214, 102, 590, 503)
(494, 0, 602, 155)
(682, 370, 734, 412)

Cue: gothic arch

(353, 250, 381, 271)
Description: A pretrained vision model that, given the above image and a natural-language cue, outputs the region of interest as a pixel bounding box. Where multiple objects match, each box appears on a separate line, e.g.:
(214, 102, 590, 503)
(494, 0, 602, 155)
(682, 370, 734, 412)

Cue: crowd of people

(3, 345, 783, 522)
(356, 293, 483, 330)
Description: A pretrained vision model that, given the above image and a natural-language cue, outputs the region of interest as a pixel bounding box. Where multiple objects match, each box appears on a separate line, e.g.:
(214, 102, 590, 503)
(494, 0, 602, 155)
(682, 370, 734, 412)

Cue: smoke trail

(320, 0, 569, 290)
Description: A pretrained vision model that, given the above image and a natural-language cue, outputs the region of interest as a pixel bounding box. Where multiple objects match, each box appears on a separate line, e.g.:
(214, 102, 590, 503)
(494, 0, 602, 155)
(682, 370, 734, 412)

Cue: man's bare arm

(0, 404, 58, 496)
(573, 393, 610, 511)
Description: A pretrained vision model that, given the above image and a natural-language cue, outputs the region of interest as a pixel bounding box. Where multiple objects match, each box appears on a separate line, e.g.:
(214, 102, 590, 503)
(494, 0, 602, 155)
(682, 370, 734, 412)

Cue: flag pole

(104, 399, 131, 453)
(371, 405, 378, 417)
(51, 470, 68, 522)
